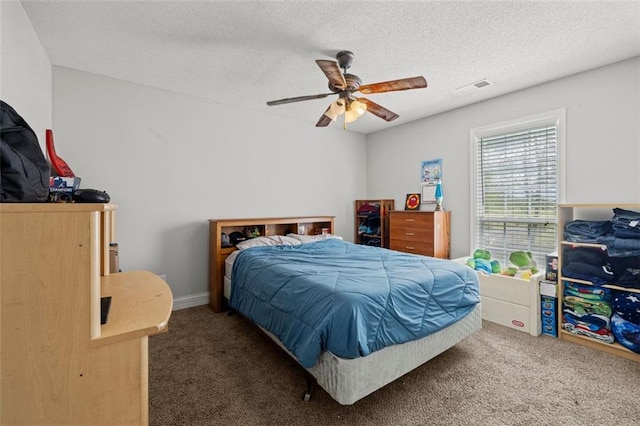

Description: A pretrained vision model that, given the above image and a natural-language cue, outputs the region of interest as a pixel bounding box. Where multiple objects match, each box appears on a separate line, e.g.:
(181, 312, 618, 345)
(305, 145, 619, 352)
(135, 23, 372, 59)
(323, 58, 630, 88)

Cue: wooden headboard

(208, 216, 335, 312)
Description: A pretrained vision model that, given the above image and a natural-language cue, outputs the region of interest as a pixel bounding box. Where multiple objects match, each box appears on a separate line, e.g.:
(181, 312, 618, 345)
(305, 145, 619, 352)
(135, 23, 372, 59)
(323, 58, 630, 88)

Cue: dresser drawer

(390, 226, 434, 243)
(389, 240, 434, 256)
(390, 212, 434, 227)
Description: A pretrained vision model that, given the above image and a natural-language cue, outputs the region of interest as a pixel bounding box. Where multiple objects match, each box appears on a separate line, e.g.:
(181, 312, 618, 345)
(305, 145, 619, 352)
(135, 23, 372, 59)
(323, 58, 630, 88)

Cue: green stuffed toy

(504, 251, 539, 278)
(466, 249, 502, 275)
(473, 249, 491, 261)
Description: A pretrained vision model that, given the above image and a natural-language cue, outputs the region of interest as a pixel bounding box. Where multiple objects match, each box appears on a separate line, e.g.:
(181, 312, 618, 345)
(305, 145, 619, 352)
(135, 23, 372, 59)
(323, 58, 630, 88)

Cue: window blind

(475, 124, 558, 268)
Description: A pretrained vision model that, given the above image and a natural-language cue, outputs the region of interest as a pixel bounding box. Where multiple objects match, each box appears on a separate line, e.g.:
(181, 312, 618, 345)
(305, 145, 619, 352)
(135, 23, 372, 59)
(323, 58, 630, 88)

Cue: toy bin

(455, 258, 543, 336)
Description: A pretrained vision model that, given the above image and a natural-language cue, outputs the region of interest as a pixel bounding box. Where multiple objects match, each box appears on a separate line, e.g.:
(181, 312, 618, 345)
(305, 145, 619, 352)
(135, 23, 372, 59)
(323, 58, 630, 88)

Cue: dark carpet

(149, 305, 639, 425)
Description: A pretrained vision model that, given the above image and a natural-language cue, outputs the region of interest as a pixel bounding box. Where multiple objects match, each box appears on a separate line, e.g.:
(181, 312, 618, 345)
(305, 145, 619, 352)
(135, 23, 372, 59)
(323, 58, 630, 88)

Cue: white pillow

(286, 233, 343, 243)
(235, 235, 302, 250)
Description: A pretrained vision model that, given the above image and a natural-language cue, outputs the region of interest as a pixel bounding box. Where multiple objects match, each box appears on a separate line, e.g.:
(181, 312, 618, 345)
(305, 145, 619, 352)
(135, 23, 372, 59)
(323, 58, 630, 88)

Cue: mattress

(281, 303, 481, 405)
(224, 250, 239, 298)
(224, 247, 482, 405)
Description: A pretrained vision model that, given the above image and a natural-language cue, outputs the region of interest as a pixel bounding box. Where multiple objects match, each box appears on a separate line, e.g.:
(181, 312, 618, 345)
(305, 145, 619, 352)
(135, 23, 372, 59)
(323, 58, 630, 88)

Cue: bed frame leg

(302, 375, 313, 402)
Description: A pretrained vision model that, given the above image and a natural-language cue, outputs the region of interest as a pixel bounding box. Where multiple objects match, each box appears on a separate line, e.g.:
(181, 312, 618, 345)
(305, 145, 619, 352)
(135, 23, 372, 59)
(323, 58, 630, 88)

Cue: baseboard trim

(172, 292, 209, 311)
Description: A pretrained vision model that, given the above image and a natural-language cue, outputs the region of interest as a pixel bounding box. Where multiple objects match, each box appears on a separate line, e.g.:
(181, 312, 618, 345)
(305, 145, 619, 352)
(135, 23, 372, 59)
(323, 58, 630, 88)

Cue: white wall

(367, 57, 640, 259)
(8, 0, 639, 306)
(52, 67, 367, 305)
(0, 0, 52, 149)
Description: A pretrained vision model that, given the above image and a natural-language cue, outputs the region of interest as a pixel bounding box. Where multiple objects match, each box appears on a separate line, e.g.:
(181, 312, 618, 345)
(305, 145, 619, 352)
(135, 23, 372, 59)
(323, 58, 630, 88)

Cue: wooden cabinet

(389, 210, 450, 259)
(558, 204, 640, 362)
(209, 216, 335, 313)
(0, 203, 173, 425)
(354, 199, 394, 248)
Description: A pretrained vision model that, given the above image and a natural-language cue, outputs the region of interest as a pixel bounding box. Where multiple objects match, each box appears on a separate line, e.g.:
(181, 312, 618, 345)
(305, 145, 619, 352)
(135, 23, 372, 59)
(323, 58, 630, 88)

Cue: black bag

(1, 100, 50, 202)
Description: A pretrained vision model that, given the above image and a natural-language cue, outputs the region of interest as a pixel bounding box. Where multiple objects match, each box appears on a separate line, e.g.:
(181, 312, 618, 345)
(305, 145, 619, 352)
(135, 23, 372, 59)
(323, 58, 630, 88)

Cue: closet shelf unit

(558, 203, 640, 362)
(354, 199, 395, 248)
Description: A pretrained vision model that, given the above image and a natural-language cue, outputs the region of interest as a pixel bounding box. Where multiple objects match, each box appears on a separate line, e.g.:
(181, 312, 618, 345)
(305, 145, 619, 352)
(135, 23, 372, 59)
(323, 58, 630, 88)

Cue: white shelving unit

(558, 203, 640, 362)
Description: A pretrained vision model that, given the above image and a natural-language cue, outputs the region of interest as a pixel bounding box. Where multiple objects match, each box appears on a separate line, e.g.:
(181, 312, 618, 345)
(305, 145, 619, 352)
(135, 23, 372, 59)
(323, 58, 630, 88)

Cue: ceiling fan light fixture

(330, 99, 346, 115)
(351, 99, 367, 116)
(344, 108, 359, 123)
(324, 99, 346, 121)
(267, 51, 427, 128)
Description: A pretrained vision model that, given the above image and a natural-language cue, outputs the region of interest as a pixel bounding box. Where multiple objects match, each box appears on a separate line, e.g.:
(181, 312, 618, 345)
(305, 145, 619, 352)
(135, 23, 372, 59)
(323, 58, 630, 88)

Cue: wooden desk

(0, 204, 173, 425)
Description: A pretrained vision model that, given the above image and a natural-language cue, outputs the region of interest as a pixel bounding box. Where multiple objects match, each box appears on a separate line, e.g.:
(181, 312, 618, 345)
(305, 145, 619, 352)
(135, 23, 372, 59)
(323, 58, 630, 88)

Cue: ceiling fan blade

(267, 93, 333, 106)
(358, 98, 399, 122)
(315, 108, 332, 127)
(316, 60, 347, 89)
(358, 76, 427, 95)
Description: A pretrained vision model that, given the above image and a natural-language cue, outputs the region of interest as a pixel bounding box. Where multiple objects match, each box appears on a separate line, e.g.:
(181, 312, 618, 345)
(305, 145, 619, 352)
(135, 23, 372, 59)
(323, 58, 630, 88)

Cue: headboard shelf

(208, 216, 335, 312)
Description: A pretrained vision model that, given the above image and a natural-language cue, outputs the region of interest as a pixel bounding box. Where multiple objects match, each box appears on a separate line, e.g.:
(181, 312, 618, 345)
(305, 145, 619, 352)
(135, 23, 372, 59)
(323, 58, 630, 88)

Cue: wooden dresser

(0, 203, 173, 425)
(389, 210, 451, 259)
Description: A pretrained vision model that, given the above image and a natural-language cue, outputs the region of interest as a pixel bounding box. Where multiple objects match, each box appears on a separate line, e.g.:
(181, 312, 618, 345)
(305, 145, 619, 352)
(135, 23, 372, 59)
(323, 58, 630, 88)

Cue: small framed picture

(405, 193, 421, 210)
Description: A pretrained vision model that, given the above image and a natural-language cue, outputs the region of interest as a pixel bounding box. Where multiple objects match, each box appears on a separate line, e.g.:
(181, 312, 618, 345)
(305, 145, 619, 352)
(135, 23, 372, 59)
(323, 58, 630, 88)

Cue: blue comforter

(230, 239, 480, 368)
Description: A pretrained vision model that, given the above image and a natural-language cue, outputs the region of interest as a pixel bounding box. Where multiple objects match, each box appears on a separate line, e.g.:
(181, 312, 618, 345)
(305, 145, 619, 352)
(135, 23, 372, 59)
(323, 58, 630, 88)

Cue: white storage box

(455, 258, 543, 336)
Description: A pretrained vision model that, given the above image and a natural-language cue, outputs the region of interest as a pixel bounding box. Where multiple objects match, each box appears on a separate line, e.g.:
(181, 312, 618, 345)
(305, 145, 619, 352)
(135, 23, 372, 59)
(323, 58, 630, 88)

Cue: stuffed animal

(503, 251, 539, 279)
(466, 249, 501, 275)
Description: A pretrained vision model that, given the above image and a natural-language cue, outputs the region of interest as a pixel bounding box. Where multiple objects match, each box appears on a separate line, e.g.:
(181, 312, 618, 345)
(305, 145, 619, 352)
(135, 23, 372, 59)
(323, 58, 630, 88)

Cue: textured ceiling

(21, 0, 640, 134)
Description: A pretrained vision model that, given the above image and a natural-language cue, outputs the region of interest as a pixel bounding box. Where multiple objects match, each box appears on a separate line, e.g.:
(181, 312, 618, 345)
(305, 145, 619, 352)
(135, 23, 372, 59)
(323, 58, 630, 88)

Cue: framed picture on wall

(405, 193, 421, 210)
(421, 159, 442, 184)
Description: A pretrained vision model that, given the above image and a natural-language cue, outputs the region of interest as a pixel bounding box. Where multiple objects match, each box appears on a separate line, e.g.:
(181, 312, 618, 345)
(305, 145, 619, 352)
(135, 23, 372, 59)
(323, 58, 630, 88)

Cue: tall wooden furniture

(389, 210, 451, 259)
(0, 203, 173, 425)
(354, 199, 395, 248)
(209, 216, 335, 312)
(558, 204, 640, 362)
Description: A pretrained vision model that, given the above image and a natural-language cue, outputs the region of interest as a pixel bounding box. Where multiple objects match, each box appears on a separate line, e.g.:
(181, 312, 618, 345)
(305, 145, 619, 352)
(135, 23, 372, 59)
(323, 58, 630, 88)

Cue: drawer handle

(405, 219, 415, 222)
(405, 246, 415, 250)
(405, 232, 415, 236)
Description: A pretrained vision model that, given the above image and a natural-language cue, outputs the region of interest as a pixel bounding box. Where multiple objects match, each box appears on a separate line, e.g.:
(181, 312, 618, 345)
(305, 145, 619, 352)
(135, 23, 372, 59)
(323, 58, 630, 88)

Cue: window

(470, 110, 565, 268)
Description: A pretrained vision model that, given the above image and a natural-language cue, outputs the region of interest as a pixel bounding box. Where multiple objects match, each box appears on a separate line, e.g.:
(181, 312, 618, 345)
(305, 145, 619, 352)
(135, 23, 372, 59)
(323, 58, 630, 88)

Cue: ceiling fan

(266, 51, 427, 128)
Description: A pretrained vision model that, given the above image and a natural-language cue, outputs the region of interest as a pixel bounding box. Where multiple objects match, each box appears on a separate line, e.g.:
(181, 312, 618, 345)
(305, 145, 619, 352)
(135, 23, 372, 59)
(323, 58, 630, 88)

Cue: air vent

(456, 79, 493, 93)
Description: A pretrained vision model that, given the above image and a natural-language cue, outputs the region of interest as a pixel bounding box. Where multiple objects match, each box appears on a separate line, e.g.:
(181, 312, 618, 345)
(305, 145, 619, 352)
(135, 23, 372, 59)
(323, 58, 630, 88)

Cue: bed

(214, 225, 482, 405)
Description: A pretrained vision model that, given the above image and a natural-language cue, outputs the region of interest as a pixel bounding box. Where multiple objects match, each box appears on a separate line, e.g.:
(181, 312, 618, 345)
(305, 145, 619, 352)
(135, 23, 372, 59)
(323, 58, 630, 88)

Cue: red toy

(46, 129, 75, 177)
